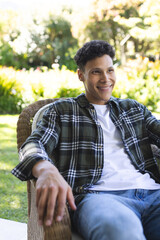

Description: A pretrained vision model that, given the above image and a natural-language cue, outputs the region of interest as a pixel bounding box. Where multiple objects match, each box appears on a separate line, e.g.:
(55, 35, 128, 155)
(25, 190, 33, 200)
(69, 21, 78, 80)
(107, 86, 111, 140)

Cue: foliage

(26, 14, 78, 71)
(113, 57, 160, 112)
(0, 9, 78, 71)
(0, 10, 29, 69)
(0, 2, 160, 70)
(0, 115, 27, 222)
(0, 40, 29, 69)
(0, 57, 159, 113)
(55, 87, 83, 98)
(82, 0, 160, 59)
(0, 65, 84, 110)
(0, 69, 24, 114)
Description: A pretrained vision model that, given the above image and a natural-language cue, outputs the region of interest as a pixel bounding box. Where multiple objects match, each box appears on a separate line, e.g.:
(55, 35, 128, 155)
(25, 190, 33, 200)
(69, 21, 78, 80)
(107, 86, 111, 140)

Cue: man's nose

(101, 72, 109, 81)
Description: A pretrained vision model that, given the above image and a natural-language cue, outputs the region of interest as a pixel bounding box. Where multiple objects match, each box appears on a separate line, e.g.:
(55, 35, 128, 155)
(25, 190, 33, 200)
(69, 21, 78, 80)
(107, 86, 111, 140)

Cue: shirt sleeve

(11, 105, 60, 181)
(142, 104, 160, 147)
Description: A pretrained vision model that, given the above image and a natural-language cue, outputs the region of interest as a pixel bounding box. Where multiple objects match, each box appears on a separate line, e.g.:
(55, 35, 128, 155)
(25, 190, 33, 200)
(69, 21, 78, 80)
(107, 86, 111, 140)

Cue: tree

(82, 0, 160, 61)
(27, 14, 78, 70)
(0, 9, 29, 69)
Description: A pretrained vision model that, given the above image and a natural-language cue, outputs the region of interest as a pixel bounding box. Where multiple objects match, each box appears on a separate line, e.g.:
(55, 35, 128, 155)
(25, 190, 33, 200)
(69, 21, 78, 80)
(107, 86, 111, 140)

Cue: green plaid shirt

(12, 93, 160, 195)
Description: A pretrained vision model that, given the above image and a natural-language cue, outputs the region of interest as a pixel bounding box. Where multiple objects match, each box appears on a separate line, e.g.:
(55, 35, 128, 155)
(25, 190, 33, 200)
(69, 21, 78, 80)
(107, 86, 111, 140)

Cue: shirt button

(99, 145, 103, 149)
(98, 165, 101, 169)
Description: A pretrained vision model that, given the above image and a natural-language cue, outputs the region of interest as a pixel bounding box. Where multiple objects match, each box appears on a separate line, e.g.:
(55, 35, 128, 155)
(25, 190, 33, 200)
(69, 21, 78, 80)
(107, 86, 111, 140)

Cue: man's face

(78, 54, 116, 105)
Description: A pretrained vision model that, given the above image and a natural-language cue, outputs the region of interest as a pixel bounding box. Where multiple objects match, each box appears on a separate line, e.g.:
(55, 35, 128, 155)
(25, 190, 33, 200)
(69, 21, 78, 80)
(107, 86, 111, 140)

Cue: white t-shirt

(89, 104, 160, 191)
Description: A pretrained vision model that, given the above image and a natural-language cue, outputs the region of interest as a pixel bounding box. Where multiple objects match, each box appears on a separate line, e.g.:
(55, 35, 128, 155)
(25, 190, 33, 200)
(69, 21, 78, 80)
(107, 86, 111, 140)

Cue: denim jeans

(72, 189, 160, 240)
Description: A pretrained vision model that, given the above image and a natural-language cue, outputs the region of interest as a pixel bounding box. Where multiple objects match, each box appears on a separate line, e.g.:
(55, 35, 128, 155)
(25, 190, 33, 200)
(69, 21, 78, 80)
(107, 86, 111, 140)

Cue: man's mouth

(97, 84, 112, 90)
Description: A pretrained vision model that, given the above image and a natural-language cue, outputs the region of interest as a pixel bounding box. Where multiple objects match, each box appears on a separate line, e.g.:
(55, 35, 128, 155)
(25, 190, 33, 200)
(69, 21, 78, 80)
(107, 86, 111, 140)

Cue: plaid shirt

(12, 93, 160, 195)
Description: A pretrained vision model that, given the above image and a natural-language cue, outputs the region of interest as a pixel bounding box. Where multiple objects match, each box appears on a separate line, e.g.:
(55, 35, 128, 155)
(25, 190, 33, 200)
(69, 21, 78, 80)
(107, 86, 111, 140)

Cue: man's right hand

(32, 160, 77, 226)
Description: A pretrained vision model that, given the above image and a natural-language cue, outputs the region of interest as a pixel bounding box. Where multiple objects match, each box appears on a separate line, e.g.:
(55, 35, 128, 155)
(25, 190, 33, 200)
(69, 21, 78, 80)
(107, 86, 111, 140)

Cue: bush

(0, 72, 24, 114)
(55, 87, 83, 98)
(113, 58, 160, 112)
(0, 58, 159, 113)
(0, 41, 29, 70)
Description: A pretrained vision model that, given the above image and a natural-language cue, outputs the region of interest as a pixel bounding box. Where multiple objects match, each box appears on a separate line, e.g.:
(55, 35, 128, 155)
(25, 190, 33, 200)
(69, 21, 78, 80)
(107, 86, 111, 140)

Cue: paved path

(0, 218, 83, 240)
(0, 218, 27, 240)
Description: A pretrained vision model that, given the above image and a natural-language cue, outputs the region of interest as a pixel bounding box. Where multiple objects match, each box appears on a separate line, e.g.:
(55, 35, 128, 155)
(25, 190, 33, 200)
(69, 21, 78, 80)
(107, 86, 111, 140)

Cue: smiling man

(12, 40, 160, 240)
(78, 54, 116, 105)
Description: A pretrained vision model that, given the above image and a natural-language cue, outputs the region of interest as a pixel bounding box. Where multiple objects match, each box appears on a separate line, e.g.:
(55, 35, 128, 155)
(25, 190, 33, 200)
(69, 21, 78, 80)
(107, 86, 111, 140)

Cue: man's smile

(97, 84, 113, 90)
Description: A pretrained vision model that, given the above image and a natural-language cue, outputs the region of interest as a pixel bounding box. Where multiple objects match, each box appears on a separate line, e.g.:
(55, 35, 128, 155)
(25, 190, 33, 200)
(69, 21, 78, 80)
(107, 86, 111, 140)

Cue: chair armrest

(27, 180, 72, 240)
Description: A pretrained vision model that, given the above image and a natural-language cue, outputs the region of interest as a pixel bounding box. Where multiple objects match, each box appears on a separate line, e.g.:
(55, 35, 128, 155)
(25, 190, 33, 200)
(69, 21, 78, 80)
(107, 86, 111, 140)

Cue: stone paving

(0, 218, 83, 240)
(0, 218, 27, 240)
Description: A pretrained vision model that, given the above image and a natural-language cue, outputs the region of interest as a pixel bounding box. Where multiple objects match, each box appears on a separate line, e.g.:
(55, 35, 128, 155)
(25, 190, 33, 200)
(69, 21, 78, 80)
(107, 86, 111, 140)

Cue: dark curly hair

(74, 40, 115, 71)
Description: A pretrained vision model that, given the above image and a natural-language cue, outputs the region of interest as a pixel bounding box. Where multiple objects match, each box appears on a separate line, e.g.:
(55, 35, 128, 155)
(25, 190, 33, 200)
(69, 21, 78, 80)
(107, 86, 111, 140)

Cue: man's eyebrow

(91, 66, 114, 70)
(90, 67, 101, 71)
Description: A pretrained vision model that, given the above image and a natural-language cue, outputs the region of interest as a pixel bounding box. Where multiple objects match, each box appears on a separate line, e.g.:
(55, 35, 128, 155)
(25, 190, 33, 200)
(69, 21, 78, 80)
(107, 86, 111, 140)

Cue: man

(12, 40, 160, 240)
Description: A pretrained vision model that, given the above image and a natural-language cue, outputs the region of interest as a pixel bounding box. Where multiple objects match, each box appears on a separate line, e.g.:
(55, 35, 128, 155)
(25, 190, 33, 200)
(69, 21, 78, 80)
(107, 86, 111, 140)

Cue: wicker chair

(17, 98, 160, 240)
(17, 98, 83, 240)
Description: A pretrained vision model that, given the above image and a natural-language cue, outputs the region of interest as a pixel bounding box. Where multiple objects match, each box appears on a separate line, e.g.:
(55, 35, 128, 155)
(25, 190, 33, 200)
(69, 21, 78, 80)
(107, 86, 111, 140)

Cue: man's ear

(78, 69, 85, 82)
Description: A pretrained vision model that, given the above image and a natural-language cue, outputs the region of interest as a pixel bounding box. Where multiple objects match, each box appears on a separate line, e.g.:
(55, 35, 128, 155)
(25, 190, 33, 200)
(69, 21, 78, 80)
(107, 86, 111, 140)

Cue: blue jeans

(72, 189, 160, 240)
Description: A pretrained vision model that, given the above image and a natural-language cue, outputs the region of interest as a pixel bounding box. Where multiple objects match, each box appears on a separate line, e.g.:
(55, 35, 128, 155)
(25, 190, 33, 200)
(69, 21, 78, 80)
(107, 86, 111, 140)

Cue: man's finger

(55, 186, 67, 222)
(45, 185, 57, 226)
(37, 186, 48, 225)
(67, 186, 77, 210)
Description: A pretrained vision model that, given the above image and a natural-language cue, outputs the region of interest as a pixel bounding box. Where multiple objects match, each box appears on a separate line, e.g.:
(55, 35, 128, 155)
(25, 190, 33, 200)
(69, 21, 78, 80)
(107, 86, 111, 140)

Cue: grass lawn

(0, 115, 27, 223)
(0, 112, 160, 224)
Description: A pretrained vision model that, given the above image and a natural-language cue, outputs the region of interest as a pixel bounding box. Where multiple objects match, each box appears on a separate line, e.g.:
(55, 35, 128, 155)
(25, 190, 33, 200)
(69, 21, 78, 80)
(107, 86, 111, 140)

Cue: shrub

(0, 72, 24, 114)
(113, 58, 160, 112)
(0, 58, 159, 113)
(55, 87, 83, 98)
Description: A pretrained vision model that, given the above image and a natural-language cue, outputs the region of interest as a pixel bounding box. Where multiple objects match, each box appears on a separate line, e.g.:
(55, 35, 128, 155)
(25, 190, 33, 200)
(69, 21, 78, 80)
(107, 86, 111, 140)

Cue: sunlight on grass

(0, 162, 14, 171)
(0, 115, 18, 124)
(10, 196, 21, 209)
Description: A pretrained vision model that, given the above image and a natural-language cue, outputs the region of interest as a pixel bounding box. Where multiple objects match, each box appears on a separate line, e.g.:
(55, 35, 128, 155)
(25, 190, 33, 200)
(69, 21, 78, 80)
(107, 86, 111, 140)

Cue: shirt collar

(75, 93, 92, 108)
(75, 93, 118, 108)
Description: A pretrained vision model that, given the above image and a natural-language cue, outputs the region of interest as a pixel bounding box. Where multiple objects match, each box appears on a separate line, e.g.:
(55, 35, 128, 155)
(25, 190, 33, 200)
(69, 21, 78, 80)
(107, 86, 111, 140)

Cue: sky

(0, 0, 94, 13)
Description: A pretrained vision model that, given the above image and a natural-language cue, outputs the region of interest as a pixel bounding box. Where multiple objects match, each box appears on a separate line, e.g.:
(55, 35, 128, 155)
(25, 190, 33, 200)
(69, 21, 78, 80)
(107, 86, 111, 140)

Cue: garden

(0, 56, 160, 115)
(1, 57, 160, 223)
(0, 0, 160, 224)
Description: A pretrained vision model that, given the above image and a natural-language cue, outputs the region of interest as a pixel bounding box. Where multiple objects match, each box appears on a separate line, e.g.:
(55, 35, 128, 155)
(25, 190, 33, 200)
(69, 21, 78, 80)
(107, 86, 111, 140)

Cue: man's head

(74, 40, 116, 105)
(74, 40, 115, 71)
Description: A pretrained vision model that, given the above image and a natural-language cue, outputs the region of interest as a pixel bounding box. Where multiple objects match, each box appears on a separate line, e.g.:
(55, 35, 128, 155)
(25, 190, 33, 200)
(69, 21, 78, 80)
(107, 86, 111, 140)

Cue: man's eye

(108, 69, 114, 73)
(92, 70, 100, 74)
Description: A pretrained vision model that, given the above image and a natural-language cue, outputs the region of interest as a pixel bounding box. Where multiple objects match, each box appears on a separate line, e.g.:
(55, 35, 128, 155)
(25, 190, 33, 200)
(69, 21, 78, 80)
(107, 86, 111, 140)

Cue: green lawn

(0, 112, 160, 224)
(0, 115, 27, 223)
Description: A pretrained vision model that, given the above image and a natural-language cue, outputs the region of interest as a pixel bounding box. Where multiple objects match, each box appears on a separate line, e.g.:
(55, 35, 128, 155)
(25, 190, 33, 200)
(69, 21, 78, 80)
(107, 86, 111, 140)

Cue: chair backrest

(32, 103, 53, 132)
(17, 98, 59, 151)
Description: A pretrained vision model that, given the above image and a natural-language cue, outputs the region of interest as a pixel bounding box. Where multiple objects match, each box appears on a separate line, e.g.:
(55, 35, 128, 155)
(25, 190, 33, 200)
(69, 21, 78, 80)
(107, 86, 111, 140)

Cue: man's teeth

(98, 85, 112, 88)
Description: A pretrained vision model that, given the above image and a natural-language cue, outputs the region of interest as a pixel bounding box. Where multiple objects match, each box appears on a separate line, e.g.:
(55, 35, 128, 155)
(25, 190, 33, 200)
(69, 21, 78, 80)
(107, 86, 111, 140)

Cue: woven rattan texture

(17, 99, 57, 151)
(28, 180, 71, 240)
(17, 98, 71, 240)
